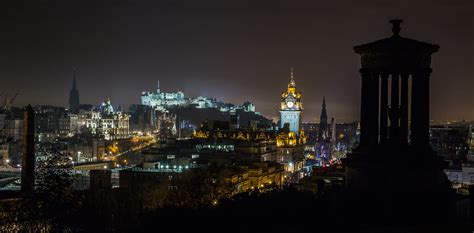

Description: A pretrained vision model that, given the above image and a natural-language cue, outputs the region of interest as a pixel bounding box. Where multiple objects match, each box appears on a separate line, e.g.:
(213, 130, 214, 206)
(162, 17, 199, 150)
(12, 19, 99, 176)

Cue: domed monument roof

(354, 19, 439, 55)
(353, 19, 440, 71)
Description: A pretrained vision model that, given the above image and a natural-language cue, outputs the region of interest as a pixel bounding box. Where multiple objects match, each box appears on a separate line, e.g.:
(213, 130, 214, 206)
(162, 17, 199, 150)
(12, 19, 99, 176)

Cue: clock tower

(280, 68, 303, 135)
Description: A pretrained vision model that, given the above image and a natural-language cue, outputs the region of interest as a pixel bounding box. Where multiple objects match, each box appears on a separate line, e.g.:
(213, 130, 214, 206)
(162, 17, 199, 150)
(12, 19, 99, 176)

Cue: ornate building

(279, 68, 303, 136)
(276, 69, 306, 173)
(80, 99, 130, 140)
(316, 97, 332, 162)
(192, 119, 277, 161)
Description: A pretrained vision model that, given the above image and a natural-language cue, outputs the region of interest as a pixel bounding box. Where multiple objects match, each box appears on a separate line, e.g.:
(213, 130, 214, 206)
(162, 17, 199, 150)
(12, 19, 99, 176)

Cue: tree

(1, 150, 83, 232)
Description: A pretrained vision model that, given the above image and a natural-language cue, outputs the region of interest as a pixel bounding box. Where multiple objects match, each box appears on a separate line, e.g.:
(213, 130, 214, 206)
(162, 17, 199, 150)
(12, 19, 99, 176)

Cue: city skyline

(1, 0, 474, 122)
(2, 1, 473, 231)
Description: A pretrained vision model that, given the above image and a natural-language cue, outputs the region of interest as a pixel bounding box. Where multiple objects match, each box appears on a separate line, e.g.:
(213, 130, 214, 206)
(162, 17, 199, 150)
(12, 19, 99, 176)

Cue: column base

(342, 146, 453, 224)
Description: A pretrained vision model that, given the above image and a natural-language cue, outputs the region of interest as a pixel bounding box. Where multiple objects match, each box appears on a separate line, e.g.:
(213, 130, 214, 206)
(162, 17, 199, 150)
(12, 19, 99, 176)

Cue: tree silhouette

(1, 150, 83, 232)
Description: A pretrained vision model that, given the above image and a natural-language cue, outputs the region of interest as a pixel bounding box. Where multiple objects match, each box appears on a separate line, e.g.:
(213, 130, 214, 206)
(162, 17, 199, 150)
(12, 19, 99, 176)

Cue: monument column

(389, 73, 400, 143)
(368, 71, 380, 147)
(411, 69, 431, 149)
(379, 72, 389, 144)
(358, 69, 371, 148)
(400, 73, 409, 145)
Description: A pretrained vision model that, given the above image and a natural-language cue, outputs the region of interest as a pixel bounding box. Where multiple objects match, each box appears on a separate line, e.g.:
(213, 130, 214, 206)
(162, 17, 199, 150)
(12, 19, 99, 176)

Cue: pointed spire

(319, 96, 328, 141)
(321, 96, 327, 119)
(72, 69, 77, 90)
(288, 67, 296, 87)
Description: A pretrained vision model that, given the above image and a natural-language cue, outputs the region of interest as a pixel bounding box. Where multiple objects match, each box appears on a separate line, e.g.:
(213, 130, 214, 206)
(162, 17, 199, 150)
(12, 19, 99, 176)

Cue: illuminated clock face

(287, 101, 294, 108)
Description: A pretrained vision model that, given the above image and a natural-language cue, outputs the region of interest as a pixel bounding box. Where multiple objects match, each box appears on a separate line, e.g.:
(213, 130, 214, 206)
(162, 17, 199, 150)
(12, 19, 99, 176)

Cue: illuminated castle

(141, 80, 258, 113)
(279, 68, 303, 136)
(141, 81, 187, 112)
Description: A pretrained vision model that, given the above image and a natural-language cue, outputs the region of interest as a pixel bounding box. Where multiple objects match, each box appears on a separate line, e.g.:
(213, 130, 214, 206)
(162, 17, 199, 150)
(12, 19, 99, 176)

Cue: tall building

(129, 104, 156, 134)
(319, 97, 328, 140)
(316, 97, 332, 162)
(69, 71, 80, 114)
(279, 68, 303, 136)
(276, 69, 306, 173)
(80, 99, 130, 140)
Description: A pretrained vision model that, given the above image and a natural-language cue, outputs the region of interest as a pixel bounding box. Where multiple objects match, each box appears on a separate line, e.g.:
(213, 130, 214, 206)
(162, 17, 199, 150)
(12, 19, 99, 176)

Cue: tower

(344, 19, 451, 222)
(319, 97, 328, 140)
(157, 80, 160, 93)
(21, 105, 35, 196)
(69, 70, 80, 114)
(279, 68, 303, 135)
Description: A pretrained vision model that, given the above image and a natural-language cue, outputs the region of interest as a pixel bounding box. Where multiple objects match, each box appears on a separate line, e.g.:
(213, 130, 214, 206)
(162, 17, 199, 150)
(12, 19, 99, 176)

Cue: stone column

(359, 70, 380, 149)
(389, 73, 400, 143)
(368, 72, 380, 147)
(400, 73, 409, 145)
(358, 69, 371, 148)
(411, 69, 431, 149)
(379, 72, 389, 144)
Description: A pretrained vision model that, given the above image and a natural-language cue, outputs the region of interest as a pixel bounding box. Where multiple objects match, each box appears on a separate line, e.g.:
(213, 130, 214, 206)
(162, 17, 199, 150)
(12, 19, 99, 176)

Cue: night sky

(1, 0, 473, 122)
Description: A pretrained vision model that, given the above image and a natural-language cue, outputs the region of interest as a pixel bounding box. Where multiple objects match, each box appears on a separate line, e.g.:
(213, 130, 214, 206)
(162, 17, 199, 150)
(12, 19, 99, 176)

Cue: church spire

(321, 96, 327, 118)
(69, 69, 80, 114)
(72, 69, 77, 90)
(322, 96, 326, 110)
(319, 96, 328, 140)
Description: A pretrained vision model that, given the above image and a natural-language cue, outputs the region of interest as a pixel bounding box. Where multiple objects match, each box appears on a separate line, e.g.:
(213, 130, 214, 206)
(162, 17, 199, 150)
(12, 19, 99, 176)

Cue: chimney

(21, 105, 35, 196)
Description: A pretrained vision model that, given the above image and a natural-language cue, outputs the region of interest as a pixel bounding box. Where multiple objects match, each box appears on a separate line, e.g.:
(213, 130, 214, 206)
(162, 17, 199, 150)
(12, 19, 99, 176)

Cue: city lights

(0, 5, 469, 231)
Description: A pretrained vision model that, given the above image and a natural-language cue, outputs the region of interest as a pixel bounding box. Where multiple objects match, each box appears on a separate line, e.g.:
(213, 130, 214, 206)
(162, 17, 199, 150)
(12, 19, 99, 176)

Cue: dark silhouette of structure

(344, 19, 451, 222)
(319, 96, 328, 140)
(69, 70, 80, 114)
(21, 105, 35, 196)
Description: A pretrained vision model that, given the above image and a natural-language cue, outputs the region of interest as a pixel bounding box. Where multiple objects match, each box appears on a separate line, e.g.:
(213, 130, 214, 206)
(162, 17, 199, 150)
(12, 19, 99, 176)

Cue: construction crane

(0, 91, 19, 167)
(2, 91, 19, 112)
(0, 91, 20, 135)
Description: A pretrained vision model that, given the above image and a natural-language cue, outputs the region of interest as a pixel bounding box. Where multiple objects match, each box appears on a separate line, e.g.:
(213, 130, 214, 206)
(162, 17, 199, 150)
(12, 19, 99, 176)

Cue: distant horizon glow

(1, 0, 473, 122)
